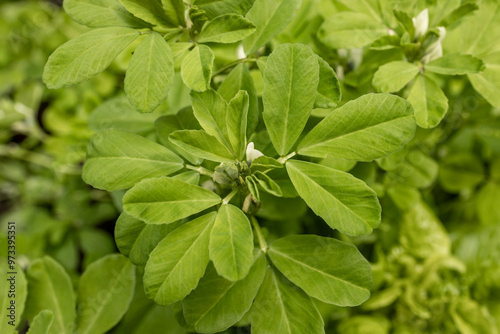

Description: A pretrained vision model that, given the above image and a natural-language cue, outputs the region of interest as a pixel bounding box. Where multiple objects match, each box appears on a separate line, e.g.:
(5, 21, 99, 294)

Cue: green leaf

(268, 235, 372, 306)
(393, 10, 415, 39)
(191, 89, 230, 148)
(63, 0, 149, 28)
(407, 75, 448, 128)
(250, 156, 283, 172)
(169, 130, 236, 163)
(468, 51, 500, 108)
(76, 254, 136, 334)
(196, 0, 255, 19)
(226, 90, 249, 160)
(476, 182, 500, 226)
(425, 54, 485, 75)
(372, 61, 419, 93)
(1, 265, 27, 334)
(384, 149, 439, 189)
(26, 311, 54, 334)
(263, 43, 319, 156)
(124, 32, 174, 113)
(144, 212, 216, 305)
(181, 45, 214, 92)
(82, 129, 184, 191)
(252, 268, 324, 334)
(120, 0, 175, 27)
(286, 160, 380, 236)
(43, 27, 139, 89)
(253, 171, 283, 197)
(210, 204, 254, 281)
(399, 201, 450, 259)
(183, 253, 267, 333)
(243, 0, 302, 54)
(218, 64, 259, 136)
(198, 14, 256, 44)
(123, 176, 221, 224)
(25, 257, 76, 334)
(155, 108, 204, 165)
(315, 55, 341, 108)
(438, 153, 485, 193)
(451, 298, 495, 334)
(246, 176, 260, 201)
(115, 212, 183, 265)
(161, 0, 186, 26)
(88, 95, 159, 136)
(298, 93, 416, 161)
(318, 12, 387, 49)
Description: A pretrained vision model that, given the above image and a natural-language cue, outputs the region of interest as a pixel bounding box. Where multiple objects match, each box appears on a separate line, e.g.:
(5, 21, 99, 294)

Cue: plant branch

(277, 151, 296, 164)
(185, 164, 214, 177)
(222, 189, 238, 205)
(250, 215, 268, 253)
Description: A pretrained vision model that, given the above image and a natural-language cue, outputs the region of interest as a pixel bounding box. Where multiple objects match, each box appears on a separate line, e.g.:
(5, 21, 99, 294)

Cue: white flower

(413, 9, 429, 39)
(246, 142, 263, 165)
(422, 26, 446, 64)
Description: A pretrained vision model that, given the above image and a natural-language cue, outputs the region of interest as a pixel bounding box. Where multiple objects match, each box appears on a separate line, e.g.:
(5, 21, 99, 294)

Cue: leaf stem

(185, 164, 214, 177)
(250, 216, 268, 253)
(277, 151, 296, 164)
(222, 189, 238, 205)
(211, 58, 257, 78)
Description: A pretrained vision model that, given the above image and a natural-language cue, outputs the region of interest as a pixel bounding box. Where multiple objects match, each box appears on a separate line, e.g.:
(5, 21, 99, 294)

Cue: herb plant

(2, 0, 500, 333)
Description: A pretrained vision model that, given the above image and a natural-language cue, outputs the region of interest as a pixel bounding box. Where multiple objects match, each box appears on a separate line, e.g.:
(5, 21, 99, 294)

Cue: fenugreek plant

(36, 0, 500, 333)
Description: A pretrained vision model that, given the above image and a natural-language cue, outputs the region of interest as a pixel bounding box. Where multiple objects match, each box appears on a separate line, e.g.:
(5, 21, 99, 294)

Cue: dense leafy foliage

(1, 0, 499, 333)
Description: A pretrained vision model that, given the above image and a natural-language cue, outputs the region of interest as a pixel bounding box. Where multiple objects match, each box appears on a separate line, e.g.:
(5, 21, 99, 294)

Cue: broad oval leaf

(169, 130, 236, 163)
(63, 0, 149, 28)
(24, 257, 76, 334)
(316, 55, 341, 108)
(252, 268, 325, 334)
(161, 0, 186, 26)
(268, 235, 373, 306)
(372, 61, 420, 93)
(243, 0, 302, 54)
(181, 45, 214, 92)
(76, 254, 136, 334)
(26, 310, 54, 334)
(227, 90, 249, 160)
(198, 14, 256, 44)
(286, 160, 380, 236)
(124, 32, 174, 113)
(82, 129, 184, 191)
(407, 75, 448, 128)
(298, 93, 416, 161)
(155, 108, 204, 165)
(318, 12, 388, 49)
(114, 212, 184, 265)
(425, 54, 485, 75)
(191, 89, 230, 148)
(196, 0, 255, 19)
(468, 51, 500, 108)
(218, 63, 259, 135)
(144, 212, 216, 305)
(123, 176, 221, 224)
(263, 43, 319, 156)
(120, 0, 175, 27)
(43, 27, 139, 89)
(88, 95, 159, 136)
(210, 204, 254, 281)
(183, 253, 267, 333)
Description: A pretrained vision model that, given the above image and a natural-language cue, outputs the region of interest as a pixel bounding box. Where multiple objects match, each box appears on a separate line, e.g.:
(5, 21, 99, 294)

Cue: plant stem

(211, 58, 257, 78)
(277, 151, 296, 164)
(185, 164, 214, 177)
(250, 216, 268, 253)
(222, 189, 238, 205)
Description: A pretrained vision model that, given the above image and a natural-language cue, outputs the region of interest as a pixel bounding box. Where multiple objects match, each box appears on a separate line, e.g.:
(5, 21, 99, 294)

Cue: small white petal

(236, 44, 246, 59)
(246, 142, 264, 165)
(413, 8, 429, 38)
